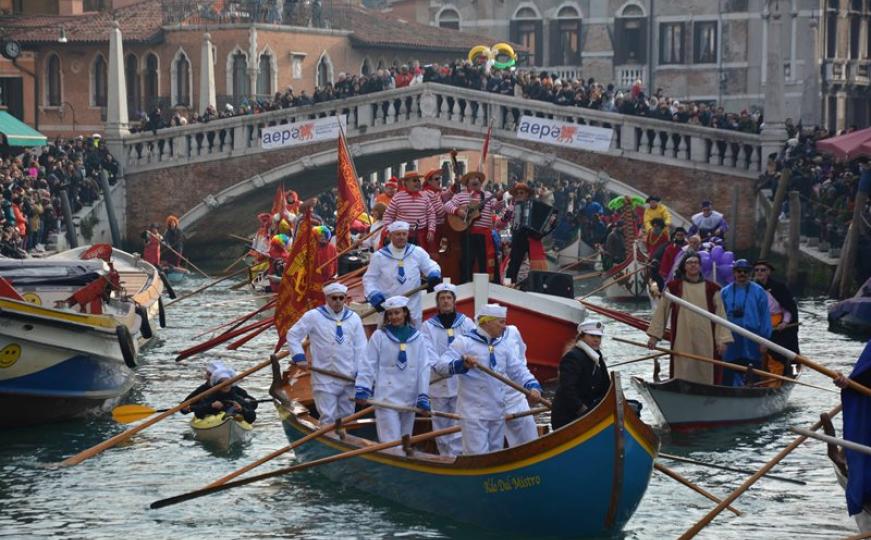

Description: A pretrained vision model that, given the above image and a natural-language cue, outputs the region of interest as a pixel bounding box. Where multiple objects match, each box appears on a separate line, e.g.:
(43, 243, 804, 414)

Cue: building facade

(387, 0, 871, 132)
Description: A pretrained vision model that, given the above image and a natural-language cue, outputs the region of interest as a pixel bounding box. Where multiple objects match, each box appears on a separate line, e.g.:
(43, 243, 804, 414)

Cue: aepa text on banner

(261, 115, 348, 150)
(516, 116, 613, 153)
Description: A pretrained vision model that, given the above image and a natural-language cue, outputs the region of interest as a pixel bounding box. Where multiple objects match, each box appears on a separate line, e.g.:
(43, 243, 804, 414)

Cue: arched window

(143, 53, 159, 111)
(361, 57, 372, 76)
(172, 50, 191, 106)
(316, 52, 333, 87)
(551, 5, 581, 65)
(125, 53, 140, 116)
(46, 54, 61, 107)
(232, 51, 249, 101)
(437, 7, 460, 30)
(826, 0, 839, 58)
(510, 5, 542, 66)
(615, 3, 647, 65)
(92, 54, 108, 107)
(257, 53, 273, 96)
(850, 0, 863, 58)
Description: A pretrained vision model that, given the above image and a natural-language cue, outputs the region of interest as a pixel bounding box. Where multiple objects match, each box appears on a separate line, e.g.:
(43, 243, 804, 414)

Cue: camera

(731, 308, 744, 318)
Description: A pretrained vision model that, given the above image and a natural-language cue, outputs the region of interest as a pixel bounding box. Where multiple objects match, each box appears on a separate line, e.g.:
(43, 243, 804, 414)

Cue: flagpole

(337, 116, 370, 214)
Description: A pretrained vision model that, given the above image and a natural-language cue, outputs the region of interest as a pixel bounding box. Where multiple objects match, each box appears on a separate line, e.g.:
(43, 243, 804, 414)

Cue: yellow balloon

(468, 45, 493, 64)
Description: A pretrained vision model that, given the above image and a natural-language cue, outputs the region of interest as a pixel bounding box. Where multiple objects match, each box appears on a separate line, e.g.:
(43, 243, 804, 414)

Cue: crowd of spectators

(137, 60, 766, 135)
(0, 135, 118, 258)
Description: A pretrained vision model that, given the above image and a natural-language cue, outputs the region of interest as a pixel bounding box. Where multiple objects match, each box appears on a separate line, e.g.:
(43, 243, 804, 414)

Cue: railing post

(690, 135, 708, 163)
(619, 121, 638, 153)
(233, 122, 247, 152)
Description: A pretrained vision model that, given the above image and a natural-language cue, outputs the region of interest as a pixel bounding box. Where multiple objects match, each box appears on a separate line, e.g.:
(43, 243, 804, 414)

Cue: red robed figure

(274, 210, 323, 350)
(335, 131, 366, 252)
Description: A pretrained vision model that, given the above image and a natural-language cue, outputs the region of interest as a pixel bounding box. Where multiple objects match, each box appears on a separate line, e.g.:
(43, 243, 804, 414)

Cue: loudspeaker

(338, 253, 366, 275)
(520, 271, 574, 298)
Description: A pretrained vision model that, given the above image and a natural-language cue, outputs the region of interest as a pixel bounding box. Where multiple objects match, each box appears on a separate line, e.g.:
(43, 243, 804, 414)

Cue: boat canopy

(0, 259, 108, 287)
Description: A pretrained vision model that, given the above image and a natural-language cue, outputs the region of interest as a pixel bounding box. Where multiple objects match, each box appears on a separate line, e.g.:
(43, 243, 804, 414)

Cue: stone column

(105, 21, 129, 151)
(248, 26, 259, 99)
(801, 16, 821, 127)
(199, 32, 216, 114)
(761, 1, 788, 162)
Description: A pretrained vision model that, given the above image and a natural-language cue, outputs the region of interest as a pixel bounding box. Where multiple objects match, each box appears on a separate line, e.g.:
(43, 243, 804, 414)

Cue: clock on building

(1, 39, 22, 60)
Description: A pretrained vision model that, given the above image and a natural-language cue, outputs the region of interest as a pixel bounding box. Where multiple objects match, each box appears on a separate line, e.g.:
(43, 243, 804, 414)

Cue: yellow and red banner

(335, 132, 366, 252)
(274, 210, 322, 349)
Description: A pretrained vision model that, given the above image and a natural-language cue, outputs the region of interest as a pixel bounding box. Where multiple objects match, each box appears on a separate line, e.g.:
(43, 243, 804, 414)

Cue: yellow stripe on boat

(0, 298, 117, 329)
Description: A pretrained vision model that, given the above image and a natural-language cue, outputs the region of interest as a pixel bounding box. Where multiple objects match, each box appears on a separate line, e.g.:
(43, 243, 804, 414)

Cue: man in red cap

(383, 171, 436, 250)
(375, 178, 398, 207)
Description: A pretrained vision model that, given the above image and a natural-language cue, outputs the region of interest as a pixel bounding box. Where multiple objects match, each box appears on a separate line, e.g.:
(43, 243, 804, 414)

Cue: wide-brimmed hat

(509, 182, 531, 196)
(460, 171, 486, 185)
(401, 171, 422, 184)
(424, 169, 443, 182)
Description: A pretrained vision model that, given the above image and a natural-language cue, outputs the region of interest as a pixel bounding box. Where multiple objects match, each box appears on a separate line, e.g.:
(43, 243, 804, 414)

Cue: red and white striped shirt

(383, 190, 436, 233)
(444, 190, 499, 232)
(424, 187, 447, 224)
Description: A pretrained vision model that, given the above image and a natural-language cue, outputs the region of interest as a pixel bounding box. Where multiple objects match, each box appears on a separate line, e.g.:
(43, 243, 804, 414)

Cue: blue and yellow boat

(277, 367, 658, 538)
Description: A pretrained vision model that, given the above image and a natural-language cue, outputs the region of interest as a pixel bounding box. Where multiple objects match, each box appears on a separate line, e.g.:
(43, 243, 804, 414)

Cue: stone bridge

(118, 83, 772, 258)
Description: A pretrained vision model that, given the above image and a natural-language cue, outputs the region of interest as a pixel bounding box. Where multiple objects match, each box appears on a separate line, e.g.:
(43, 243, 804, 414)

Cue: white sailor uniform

(421, 312, 476, 456)
(435, 329, 542, 455)
(355, 326, 433, 453)
(502, 325, 539, 446)
(286, 305, 367, 425)
(362, 244, 441, 327)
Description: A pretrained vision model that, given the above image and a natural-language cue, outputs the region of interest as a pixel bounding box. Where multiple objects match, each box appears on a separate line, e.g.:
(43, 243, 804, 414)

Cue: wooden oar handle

(358, 283, 429, 320)
(654, 463, 742, 516)
(473, 361, 552, 408)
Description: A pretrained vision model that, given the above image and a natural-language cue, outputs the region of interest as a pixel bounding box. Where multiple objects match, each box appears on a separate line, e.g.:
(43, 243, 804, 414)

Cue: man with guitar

(444, 171, 501, 284)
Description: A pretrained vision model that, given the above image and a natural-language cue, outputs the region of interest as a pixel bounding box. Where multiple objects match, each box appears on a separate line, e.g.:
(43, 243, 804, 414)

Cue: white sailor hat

(383, 295, 409, 310)
(210, 368, 235, 387)
(577, 319, 605, 336)
(323, 282, 349, 296)
(433, 282, 457, 296)
(205, 360, 227, 375)
(476, 303, 507, 320)
(387, 221, 410, 233)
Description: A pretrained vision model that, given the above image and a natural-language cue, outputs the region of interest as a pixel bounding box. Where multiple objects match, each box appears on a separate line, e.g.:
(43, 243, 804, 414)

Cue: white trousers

(375, 408, 416, 455)
(461, 418, 505, 455)
(431, 396, 463, 456)
(504, 415, 538, 447)
(312, 386, 355, 426)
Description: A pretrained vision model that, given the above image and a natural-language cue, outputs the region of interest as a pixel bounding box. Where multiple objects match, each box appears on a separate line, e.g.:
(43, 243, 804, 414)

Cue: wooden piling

(786, 190, 801, 287)
(760, 168, 790, 260)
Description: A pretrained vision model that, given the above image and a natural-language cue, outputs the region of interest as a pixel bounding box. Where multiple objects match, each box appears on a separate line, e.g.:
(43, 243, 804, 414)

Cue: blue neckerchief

(384, 325, 420, 369)
(379, 244, 413, 285)
(318, 306, 351, 344)
(426, 313, 467, 344)
(465, 329, 503, 367)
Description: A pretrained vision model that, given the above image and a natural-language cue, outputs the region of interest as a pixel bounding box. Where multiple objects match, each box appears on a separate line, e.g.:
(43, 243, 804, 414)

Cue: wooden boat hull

(278, 370, 658, 538)
(631, 376, 796, 430)
(190, 413, 253, 450)
(604, 254, 647, 301)
(548, 234, 598, 272)
(0, 299, 134, 428)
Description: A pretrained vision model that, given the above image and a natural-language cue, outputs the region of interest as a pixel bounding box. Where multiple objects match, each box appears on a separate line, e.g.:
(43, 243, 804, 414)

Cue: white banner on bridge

(260, 115, 348, 150)
(515, 115, 613, 153)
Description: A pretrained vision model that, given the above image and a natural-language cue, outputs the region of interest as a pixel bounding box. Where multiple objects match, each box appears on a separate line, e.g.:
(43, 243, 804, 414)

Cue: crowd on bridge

(0, 135, 119, 258)
(138, 60, 764, 135)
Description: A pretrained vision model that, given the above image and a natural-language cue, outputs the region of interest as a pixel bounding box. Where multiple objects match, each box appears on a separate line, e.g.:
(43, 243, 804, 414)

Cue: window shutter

(549, 19, 562, 65)
(636, 20, 648, 64)
(613, 19, 626, 65)
(534, 20, 544, 66)
(510, 20, 520, 43)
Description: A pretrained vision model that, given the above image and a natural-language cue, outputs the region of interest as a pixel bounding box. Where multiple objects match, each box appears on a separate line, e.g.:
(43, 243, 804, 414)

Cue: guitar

(446, 192, 497, 232)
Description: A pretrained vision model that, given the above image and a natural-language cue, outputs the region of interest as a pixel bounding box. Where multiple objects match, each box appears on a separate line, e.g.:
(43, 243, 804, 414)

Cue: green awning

(0, 111, 47, 147)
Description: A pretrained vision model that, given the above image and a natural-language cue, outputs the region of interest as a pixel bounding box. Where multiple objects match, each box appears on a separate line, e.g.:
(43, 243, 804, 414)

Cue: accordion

(513, 200, 557, 239)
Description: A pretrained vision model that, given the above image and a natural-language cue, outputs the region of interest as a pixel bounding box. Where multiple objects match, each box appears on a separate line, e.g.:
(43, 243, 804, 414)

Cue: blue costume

(720, 280, 771, 386)
(843, 341, 871, 516)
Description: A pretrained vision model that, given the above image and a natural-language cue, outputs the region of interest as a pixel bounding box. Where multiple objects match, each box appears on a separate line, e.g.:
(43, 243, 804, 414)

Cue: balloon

(717, 263, 735, 284)
(710, 245, 725, 264)
(700, 250, 712, 277)
(721, 251, 735, 266)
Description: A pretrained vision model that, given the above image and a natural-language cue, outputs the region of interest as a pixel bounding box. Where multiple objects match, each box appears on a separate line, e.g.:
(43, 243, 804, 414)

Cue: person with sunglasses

(285, 282, 368, 426)
(720, 259, 772, 386)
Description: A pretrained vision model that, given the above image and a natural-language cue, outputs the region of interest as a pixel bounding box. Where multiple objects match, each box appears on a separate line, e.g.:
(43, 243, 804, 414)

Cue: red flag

(270, 184, 286, 219)
(335, 131, 366, 252)
(274, 210, 322, 350)
(477, 125, 492, 172)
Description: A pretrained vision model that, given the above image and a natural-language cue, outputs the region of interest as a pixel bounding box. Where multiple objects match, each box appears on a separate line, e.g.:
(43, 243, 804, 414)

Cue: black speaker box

(520, 271, 574, 298)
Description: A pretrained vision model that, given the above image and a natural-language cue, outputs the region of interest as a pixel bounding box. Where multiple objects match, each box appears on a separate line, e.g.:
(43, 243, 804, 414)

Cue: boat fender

(116, 325, 137, 368)
(158, 297, 166, 328)
(135, 304, 153, 339)
(158, 269, 177, 299)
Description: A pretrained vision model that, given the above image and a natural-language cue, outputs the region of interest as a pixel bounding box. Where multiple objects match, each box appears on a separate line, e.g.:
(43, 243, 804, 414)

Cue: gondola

(275, 365, 658, 538)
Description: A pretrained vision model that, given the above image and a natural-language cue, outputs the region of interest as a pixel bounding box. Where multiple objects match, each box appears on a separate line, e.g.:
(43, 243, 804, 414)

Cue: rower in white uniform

(502, 324, 540, 446)
(285, 282, 367, 426)
(355, 295, 433, 453)
(420, 282, 475, 456)
(362, 220, 441, 327)
(435, 303, 543, 455)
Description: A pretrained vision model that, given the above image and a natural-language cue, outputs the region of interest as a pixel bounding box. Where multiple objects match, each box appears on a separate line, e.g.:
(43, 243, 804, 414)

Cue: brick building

(0, 0, 497, 137)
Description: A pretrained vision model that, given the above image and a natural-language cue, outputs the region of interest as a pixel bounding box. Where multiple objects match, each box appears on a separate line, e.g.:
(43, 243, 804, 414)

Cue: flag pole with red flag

(273, 210, 322, 351)
(335, 123, 367, 252)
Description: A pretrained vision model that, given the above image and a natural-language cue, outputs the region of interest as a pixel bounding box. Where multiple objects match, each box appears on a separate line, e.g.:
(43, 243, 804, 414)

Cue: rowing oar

(165, 267, 249, 307)
(356, 283, 429, 320)
(473, 360, 553, 408)
(221, 251, 250, 274)
(658, 452, 806, 486)
(59, 352, 286, 467)
(578, 263, 649, 301)
(176, 316, 274, 361)
(573, 270, 604, 282)
(111, 399, 275, 424)
(654, 463, 743, 516)
(147, 231, 211, 280)
(612, 337, 838, 394)
(228, 233, 252, 244)
(678, 403, 842, 539)
(790, 427, 871, 457)
(662, 290, 871, 398)
(609, 351, 668, 368)
(191, 298, 276, 340)
(316, 225, 383, 273)
(150, 424, 463, 509)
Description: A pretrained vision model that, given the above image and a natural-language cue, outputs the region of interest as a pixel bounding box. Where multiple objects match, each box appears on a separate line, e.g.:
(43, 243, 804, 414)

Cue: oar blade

(111, 404, 158, 424)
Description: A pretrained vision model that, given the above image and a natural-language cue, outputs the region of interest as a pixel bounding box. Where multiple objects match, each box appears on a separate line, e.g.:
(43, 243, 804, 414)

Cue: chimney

(58, 0, 84, 15)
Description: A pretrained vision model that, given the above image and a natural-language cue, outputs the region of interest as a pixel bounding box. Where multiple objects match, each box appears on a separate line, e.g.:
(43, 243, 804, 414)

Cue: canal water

(1, 276, 867, 539)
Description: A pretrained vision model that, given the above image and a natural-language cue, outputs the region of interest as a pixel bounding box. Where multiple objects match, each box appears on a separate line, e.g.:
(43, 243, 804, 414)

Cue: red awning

(816, 127, 871, 161)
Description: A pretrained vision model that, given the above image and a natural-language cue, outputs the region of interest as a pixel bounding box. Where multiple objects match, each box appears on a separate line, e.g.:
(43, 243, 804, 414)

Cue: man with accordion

(504, 182, 557, 285)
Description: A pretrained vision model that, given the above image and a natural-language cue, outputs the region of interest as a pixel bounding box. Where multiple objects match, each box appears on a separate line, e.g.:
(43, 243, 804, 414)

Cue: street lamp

(58, 27, 68, 43)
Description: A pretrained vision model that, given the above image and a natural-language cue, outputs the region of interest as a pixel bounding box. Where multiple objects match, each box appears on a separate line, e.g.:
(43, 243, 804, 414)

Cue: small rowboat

(603, 245, 648, 302)
(548, 231, 598, 272)
(277, 367, 658, 538)
(190, 412, 253, 450)
(631, 363, 801, 431)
